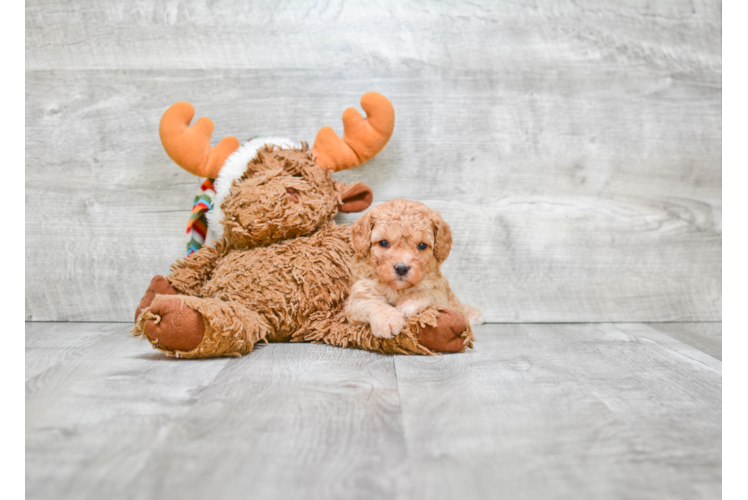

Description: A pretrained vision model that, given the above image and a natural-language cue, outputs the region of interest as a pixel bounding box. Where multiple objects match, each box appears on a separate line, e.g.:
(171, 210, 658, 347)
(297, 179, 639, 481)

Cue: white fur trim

(205, 137, 301, 241)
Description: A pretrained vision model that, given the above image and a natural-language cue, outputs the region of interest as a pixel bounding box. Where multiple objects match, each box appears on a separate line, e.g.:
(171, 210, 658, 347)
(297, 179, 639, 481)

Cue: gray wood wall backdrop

(25, 0, 722, 323)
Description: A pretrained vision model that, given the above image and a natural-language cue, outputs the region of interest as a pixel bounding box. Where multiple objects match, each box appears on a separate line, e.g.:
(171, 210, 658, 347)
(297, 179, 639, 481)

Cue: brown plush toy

(132, 92, 474, 358)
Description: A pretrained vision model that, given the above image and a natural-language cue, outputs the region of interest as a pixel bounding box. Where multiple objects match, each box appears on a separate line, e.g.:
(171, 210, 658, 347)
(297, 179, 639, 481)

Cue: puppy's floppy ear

(350, 210, 374, 257)
(432, 210, 453, 263)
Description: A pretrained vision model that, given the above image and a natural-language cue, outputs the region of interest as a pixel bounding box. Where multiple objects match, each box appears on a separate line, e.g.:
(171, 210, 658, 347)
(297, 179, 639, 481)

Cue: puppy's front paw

(370, 309, 407, 339)
(396, 298, 428, 319)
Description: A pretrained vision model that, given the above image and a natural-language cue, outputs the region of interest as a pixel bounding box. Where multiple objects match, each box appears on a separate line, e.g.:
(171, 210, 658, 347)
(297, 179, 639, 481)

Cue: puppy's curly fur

(346, 199, 483, 338)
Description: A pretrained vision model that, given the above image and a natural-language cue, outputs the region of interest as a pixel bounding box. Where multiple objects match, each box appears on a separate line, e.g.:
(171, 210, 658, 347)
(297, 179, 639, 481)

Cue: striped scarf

(186, 178, 216, 256)
(186, 136, 260, 256)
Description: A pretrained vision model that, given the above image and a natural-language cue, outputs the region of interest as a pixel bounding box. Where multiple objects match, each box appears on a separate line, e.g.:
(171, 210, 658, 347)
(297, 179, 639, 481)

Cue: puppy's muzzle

(394, 263, 410, 277)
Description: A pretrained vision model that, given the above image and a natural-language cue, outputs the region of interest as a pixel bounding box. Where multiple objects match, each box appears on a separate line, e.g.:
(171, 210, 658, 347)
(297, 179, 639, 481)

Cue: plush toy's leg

(297, 307, 474, 355)
(133, 245, 223, 322)
(132, 295, 272, 358)
(134, 275, 180, 323)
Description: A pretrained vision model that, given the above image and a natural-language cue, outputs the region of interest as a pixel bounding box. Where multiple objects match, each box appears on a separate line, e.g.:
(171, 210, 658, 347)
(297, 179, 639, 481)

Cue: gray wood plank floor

(26, 321, 721, 500)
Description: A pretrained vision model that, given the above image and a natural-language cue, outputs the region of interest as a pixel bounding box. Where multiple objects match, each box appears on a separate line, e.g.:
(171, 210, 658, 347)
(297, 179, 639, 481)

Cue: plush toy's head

(158, 93, 395, 251)
(220, 145, 372, 247)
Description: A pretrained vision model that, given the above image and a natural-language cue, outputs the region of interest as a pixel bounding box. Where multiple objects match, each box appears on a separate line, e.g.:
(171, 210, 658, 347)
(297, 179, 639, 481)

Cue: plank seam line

(392, 356, 416, 492)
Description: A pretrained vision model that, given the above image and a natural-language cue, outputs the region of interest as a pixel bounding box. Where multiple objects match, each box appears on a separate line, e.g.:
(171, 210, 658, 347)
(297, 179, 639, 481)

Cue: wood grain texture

(26, 321, 722, 499)
(645, 322, 722, 360)
(126, 343, 410, 500)
(25, 322, 123, 380)
(26, 323, 232, 500)
(26, 0, 721, 71)
(25, 0, 721, 322)
(394, 323, 721, 500)
(26, 322, 410, 500)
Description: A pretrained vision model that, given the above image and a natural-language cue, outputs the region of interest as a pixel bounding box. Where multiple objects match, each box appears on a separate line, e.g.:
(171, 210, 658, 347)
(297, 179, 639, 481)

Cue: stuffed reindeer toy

(133, 92, 474, 358)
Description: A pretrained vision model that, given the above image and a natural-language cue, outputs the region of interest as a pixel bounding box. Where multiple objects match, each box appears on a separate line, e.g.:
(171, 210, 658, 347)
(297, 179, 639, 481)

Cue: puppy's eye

(378, 240, 389, 248)
(417, 242, 428, 250)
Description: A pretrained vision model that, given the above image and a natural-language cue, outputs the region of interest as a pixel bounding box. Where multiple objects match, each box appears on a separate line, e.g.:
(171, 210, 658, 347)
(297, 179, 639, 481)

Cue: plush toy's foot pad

(142, 296, 205, 352)
(135, 275, 179, 323)
(417, 309, 470, 353)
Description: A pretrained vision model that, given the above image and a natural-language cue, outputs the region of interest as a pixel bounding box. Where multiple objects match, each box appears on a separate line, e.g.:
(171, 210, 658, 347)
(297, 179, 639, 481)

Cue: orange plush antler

(312, 92, 395, 172)
(159, 102, 241, 178)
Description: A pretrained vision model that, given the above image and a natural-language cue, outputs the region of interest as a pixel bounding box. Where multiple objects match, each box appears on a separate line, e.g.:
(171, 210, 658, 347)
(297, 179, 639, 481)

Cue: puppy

(346, 199, 483, 339)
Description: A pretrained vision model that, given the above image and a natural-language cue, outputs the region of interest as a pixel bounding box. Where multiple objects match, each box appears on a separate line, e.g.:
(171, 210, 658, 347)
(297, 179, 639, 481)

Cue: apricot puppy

(346, 199, 483, 338)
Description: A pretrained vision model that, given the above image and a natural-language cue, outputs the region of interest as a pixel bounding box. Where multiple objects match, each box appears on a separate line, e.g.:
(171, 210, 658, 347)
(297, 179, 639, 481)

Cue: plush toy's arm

(167, 242, 224, 296)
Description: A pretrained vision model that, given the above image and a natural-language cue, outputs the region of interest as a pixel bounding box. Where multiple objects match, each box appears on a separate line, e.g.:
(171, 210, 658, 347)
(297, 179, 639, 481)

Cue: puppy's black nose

(394, 263, 410, 276)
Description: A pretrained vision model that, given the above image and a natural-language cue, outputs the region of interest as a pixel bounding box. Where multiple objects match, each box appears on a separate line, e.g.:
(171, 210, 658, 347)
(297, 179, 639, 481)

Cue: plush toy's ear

(350, 210, 374, 257)
(338, 183, 373, 213)
(432, 210, 453, 263)
(312, 92, 395, 172)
